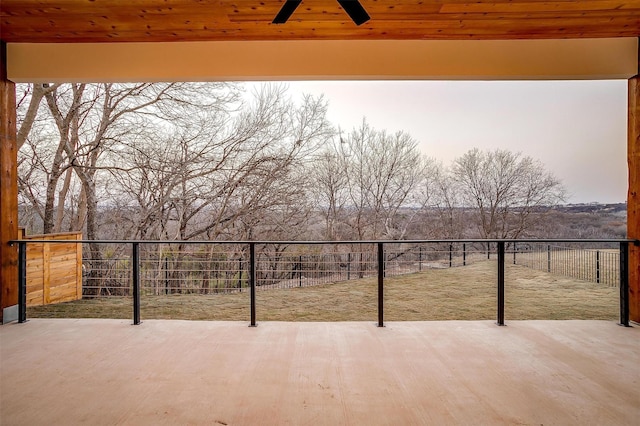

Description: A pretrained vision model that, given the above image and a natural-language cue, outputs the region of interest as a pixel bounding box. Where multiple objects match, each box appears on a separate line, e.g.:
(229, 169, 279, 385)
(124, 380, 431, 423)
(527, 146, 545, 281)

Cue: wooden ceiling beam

(439, 1, 640, 14)
(2, 22, 638, 43)
(1, 0, 639, 43)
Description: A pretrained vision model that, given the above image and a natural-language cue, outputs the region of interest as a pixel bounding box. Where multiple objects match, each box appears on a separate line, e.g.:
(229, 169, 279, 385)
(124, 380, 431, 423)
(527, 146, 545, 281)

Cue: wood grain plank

(48, 263, 76, 272)
(6, 12, 640, 28)
(440, 1, 640, 14)
(629, 68, 640, 323)
(51, 293, 81, 304)
(49, 282, 78, 294)
(26, 294, 43, 307)
(21, 231, 82, 240)
(49, 252, 76, 262)
(230, 10, 640, 23)
(43, 243, 51, 304)
(48, 271, 77, 283)
(26, 283, 42, 293)
(0, 41, 18, 322)
(76, 241, 83, 299)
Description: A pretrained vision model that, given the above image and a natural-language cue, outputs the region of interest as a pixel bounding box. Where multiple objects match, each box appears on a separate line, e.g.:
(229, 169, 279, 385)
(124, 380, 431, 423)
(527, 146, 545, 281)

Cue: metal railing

(12, 238, 636, 327)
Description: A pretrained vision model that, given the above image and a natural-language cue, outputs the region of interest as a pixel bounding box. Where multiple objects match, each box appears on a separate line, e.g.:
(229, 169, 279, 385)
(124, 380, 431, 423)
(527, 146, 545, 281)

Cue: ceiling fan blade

(272, 0, 302, 24)
(337, 0, 370, 25)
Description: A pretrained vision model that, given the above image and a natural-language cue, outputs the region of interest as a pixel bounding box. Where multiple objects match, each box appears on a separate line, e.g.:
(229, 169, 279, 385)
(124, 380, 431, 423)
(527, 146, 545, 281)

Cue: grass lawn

(27, 261, 620, 322)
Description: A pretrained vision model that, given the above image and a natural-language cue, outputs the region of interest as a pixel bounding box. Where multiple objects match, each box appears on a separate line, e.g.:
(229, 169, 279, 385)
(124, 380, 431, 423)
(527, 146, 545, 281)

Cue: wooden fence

(20, 230, 83, 307)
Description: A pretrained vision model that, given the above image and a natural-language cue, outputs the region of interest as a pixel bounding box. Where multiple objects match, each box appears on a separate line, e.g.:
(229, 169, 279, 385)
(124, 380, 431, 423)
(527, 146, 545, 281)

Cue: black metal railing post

(596, 250, 600, 284)
(547, 245, 551, 273)
(377, 242, 384, 327)
(18, 241, 27, 323)
(619, 242, 630, 327)
(383, 250, 387, 278)
(249, 242, 256, 327)
(449, 244, 453, 267)
(497, 241, 505, 326)
(419, 246, 422, 271)
(132, 242, 141, 325)
(513, 242, 517, 265)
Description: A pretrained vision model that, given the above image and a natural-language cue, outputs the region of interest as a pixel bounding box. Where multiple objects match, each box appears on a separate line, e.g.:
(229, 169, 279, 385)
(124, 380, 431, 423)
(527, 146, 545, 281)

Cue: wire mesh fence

(82, 243, 250, 297)
(79, 241, 511, 297)
(79, 241, 623, 298)
(512, 243, 620, 286)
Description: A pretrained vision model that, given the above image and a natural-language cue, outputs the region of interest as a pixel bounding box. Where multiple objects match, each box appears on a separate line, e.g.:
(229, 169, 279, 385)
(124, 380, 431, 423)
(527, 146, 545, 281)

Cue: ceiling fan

(272, 0, 371, 26)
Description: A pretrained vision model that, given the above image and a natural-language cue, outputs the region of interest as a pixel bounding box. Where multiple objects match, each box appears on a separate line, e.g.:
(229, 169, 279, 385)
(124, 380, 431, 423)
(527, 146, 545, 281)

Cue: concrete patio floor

(1, 319, 638, 425)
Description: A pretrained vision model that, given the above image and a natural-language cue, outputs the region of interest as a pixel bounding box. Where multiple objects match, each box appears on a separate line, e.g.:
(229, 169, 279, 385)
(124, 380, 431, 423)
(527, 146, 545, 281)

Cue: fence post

(596, 251, 600, 284)
(377, 242, 384, 327)
(132, 242, 141, 325)
(164, 256, 169, 295)
(249, 242, 256, 327)
(18, 241, 27, 323)
(547, 245, 551, 273)
(347, 252, 351, 280)
(449, 244, 453, 268)
(463, 243, 466, 266)
(237, 258, 243, 292)
(299, 255, 303, 287)
(419, 246, 422, 272)
(497, 241, 505, 326)
(513, 242, 517, 265)
(619, 242, 630, 327)
(487, 242, 491, 260)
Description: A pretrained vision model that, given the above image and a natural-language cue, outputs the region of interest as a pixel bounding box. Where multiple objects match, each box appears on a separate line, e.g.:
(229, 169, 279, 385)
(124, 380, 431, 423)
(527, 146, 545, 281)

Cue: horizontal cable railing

(11, 238, 636, 327)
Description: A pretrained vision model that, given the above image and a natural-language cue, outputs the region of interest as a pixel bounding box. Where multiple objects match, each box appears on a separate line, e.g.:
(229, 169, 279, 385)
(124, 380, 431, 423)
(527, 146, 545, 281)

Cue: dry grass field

(27, 261, 620, 322)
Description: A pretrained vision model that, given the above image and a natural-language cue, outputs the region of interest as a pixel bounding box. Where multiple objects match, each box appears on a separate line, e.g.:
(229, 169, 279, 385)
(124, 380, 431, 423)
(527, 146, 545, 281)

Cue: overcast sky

(246, 80, 627, 205)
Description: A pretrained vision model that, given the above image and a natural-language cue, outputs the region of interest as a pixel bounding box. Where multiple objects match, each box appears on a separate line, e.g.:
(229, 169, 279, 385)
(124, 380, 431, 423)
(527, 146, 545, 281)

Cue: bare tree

(409, 158, 466, 239)
(312, 145, 349, 240)
(335, 120, 423, 240)
(451, 148, 566, 238)
(18, 82, 241, 235)
(309, 121, 425, 277)
(107, 84, 333, 242)
(16, 83, 60, 151)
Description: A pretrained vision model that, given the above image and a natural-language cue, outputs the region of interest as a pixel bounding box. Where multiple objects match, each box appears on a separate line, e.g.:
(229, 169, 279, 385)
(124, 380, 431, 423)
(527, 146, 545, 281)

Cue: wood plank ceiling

(1, 0, 640, 43)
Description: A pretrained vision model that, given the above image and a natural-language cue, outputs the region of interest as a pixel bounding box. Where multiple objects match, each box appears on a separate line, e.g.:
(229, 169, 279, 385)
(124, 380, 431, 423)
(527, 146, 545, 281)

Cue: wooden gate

(21, 230, 83, 307)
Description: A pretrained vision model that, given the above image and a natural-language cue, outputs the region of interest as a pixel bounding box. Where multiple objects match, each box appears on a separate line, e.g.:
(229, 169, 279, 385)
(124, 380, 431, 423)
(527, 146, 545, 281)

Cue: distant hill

(555, 203, 626, 215)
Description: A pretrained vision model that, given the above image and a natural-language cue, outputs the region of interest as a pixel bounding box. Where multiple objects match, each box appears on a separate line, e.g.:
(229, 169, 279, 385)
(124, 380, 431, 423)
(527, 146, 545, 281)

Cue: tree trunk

(42, 163, 64, 234)
(54, 167, 73, 232)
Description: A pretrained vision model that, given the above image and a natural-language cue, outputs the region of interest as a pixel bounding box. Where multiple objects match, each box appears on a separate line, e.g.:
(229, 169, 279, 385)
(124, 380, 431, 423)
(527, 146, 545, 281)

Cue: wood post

(629, 53, 640, 323)
(0, 41, 19, 323)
